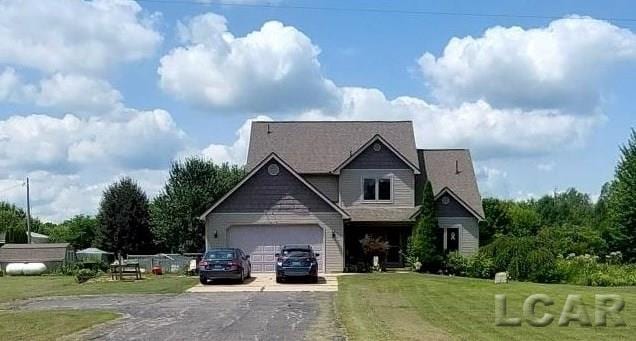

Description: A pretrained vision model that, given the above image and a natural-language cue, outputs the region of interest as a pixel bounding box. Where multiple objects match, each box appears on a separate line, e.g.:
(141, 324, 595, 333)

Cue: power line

(134, 0, 636, 23)
(0, 182, 24, 195)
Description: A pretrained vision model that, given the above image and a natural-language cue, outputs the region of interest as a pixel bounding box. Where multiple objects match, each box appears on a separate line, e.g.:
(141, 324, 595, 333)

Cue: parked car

(198, 248, 251, 284)
(275, 244, 319, 283)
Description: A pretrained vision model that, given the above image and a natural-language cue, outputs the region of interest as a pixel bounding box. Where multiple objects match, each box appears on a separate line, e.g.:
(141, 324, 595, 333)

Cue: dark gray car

(275, 244, 319, 283)
(199, 248, 251, 284)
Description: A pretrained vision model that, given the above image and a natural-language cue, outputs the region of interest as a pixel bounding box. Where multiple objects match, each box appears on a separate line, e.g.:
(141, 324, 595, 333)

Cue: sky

(1, 0, 636, 222)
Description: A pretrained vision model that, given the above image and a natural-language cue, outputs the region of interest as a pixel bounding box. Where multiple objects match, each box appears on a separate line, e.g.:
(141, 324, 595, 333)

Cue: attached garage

(200, 155, 349, 273)
(228, 224, 324, 272)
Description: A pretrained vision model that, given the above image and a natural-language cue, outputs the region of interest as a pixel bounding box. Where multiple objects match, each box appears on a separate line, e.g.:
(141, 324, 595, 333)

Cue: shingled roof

(419, 149, 485, 220)
(246, 121, 419, 174)
(0, 243, 71, 263)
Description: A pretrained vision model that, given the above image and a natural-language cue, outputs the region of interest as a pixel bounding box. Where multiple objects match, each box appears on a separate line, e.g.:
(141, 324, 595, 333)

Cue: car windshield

(282, 249, 311, 258)
(205, 250, 235, 260)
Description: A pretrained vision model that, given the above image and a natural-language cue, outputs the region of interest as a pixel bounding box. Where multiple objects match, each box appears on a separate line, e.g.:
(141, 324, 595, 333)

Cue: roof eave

(331, 134, 420, 175)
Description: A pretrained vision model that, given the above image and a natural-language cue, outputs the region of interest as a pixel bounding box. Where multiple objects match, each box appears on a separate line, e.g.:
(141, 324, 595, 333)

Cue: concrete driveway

(13, 292, 345, 340)
(187, 273, 339, 293)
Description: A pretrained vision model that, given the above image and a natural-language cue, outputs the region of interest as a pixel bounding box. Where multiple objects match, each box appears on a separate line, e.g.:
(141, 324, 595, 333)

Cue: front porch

(344, 222, 413, 269)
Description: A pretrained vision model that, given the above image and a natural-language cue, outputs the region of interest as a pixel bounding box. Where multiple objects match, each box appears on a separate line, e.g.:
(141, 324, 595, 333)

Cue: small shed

(0, 243, 75, 272)
(76, 247, 113, 263)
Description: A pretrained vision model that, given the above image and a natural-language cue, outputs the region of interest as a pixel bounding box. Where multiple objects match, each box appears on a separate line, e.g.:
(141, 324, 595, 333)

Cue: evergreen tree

(150, 158, 245, 253)
(95, 177, 154, 255)
(608, 128, 636, 259)
(409, 181, 442, 270)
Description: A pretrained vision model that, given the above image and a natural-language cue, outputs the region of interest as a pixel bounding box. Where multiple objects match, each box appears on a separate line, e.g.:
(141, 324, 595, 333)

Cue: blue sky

(1, 0, 635, 221)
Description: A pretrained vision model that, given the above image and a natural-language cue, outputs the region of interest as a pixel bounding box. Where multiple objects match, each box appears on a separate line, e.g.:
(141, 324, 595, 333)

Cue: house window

(363, 178, 376, 200)
(378, 178, 391, 200)
(362, 177, 392, 201)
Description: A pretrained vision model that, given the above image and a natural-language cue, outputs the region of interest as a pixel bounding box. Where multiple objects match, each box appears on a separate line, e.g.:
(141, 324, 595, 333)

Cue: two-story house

(199, 121, 484, 272)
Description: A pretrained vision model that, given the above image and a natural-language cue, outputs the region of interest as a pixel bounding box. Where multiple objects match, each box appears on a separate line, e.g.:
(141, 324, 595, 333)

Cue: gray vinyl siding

(438, 217, 479, 256)
(436, 194, 474, 217)
(345, 141, 411, 170)
(303, 175, 339, 202)
(215, 160, 335, 213)
(206, 212, 344, 272)
(339, 169, 415, 207)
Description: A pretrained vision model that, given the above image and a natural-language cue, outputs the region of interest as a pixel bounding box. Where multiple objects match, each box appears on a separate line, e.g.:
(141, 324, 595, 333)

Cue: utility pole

(26, 177, 31, 244)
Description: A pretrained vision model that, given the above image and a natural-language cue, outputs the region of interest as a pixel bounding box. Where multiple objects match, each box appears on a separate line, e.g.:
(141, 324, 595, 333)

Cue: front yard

(337, 273, 636, 340)
(0, 274, 198, 340)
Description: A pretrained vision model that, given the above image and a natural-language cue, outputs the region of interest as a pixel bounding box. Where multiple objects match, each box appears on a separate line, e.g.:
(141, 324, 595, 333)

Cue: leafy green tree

(150, 158, 245, 253)
(408, 181, 442, 270)
(48, 215, 97, 249)
(5, 226, 28, 243)
(608, 128, 636, 260)
(506, 203, 542, 237)
(95, 177, 154, 255)
(479, 198, 512, 245)
(533, 188, 595, 227)
(0, 201, 26, 233)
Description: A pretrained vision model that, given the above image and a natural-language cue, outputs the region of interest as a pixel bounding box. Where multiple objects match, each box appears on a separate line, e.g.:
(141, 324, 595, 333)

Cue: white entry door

(228, 224, 323, 272)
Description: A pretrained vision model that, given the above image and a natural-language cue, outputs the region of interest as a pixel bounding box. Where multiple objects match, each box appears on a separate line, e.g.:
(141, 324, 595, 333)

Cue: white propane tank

(5, 263, 24, 275)
(23, 263, 47, 275)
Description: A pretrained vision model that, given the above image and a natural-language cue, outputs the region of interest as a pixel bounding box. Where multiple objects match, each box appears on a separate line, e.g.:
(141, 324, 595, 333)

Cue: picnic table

(110, 260, 142, 280)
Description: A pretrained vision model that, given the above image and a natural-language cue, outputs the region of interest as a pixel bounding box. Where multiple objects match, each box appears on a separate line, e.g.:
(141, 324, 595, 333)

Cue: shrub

(467, 253, 496, 279)
(359, 234, 390, 271)
(556, 254, 636, 286)
(480, 235, 560, 282)
(446, 252, 469, 276)
(75, 268, 97, 283)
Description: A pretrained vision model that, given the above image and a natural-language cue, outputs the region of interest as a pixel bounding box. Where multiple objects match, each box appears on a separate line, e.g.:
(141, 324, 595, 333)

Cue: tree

(608, 128, 636, 260)
(533, 188, 595, 227)
(5, 226, 28, 243)
(479, 198, 512, 245)
(150, 158, 245, 253)
(95, 177, 154, 255)
(0, 201, 26, 233)
(48, 215, 97, 249)
(408, 181, 442, 270)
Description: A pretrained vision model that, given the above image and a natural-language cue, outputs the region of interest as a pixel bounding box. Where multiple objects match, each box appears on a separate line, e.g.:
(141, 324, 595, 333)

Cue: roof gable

(199, 153, 350, 219)
(246, 121, 419, 174)
(419, 149, 485, 220)
(333, 135, 420, 174)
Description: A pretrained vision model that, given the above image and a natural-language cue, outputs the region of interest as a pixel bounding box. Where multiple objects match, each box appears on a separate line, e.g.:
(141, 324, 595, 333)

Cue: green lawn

(0, 274, 198, 303)
(337, 273, 636, 340)
(0, 310, 119, 341)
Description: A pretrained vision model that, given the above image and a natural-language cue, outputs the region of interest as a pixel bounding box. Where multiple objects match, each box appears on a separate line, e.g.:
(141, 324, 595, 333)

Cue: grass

(337, 273, 636, 340)
(0, 274, 198, 303)
(0, 310, 119, 340)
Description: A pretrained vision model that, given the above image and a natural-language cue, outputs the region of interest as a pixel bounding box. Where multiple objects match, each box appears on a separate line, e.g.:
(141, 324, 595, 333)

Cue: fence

(126, 254, 198, 274)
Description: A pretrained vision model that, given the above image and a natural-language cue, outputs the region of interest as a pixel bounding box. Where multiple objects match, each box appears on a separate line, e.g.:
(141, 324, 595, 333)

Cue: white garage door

(228, 225, 324, 272)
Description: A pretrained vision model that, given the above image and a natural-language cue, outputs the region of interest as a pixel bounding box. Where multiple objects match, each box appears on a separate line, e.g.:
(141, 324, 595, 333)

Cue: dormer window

(362, 176, 392, 202)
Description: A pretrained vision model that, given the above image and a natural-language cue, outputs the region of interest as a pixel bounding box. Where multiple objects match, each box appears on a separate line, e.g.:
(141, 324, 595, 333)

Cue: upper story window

(362, 177, 392, 201)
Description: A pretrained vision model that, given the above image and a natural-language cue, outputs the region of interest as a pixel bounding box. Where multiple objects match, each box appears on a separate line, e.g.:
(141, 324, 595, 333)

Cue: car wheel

(310, 275, 318, 284)
(276, 276, 283, 283)
(199, 276, 209, 285)
(239, 270, 245, 284)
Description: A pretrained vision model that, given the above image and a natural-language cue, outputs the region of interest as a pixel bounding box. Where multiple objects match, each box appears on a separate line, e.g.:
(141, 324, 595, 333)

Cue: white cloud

(0, 169, 168, 223)
(35, 74, 123, 114)
(419, 16, 636, 112)
(0, 0, 162, 73)
(0, 109, 187, 172)
(475, 165, 510, 198)
(297, 87, 601, 158)
(158, 13, 340, 112)
(0, 67, 35, 102)
(200, 115, 272, 164)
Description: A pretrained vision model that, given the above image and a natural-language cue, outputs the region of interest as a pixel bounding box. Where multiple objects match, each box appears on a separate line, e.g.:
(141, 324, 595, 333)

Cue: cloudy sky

(1, 0, 636, 222)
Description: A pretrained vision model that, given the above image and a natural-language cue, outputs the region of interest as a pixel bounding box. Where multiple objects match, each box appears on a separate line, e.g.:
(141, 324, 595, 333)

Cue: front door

(446, 228, 459, 252)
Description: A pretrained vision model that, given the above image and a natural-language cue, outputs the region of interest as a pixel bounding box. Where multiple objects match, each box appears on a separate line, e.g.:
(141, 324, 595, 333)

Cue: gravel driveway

(12, 292, 345, 340)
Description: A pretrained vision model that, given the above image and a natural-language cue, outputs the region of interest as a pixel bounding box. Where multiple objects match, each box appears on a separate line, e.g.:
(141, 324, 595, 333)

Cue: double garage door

(228, 224, 324, 273)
